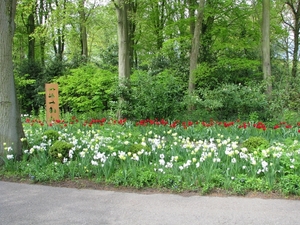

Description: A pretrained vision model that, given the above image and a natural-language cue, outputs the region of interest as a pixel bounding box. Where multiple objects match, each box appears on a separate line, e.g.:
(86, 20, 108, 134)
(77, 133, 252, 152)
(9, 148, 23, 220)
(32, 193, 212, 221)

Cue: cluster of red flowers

(222, 121, 235, 127)
(181, 120, 197, 129)
(252, 121, 267, 131)
(273, 121, 294, 129)
(83, 118, 127, 127)
(25, 118, 45, 126)
(135, 119, 169, 126)
(23, 116, 300, 132)
(83, 118, 107, 127)
(135, 119, 197, 129)
(201, 121, 214, 127)
(238, 122, 248, 129)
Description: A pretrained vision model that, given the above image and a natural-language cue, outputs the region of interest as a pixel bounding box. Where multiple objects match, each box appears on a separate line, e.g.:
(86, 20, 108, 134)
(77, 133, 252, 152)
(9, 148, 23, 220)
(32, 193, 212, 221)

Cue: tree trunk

(283, 1, 300, 87)
(291, 21, 299, 80)
(38, 0, 48, 66)
(114, 0, 131, 119)
(128, 0, 138, 69)
(115, 0, 131, 83)
(188, 0, 197, 36)
(262, 0, 272, 96)
(0, 0, 25, 165)
(188, 0, 205, 96)
(27, 13, 35, 62)
(79, 0, 88, 62)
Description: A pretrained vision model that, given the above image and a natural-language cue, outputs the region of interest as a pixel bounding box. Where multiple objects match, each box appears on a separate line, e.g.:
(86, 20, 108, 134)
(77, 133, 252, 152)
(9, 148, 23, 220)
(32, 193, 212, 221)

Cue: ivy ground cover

(2, 117, 300, 196)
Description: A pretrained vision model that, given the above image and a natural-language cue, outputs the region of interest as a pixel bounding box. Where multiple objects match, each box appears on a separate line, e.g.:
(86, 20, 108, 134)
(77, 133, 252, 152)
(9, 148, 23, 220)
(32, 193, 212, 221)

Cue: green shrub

(49, 141, 73, 161)
(280, 174, 300, 196)
(55, 64, 117, 113)
(188, 83, 269, 120)
(109, 167, 157, 189)
(157, 173, 183, 190)
(241, 136, 270, 153)
(43, 130, 59, 142)
(118, 70, 185, 120)
(127, 144, 151, 154)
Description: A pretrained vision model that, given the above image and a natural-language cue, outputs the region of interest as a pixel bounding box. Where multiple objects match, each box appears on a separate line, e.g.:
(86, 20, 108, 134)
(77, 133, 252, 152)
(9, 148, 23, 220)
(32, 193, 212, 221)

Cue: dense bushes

(52, 64, 270, 121)
(55, 64, 116, 113)
(115, 70, 186, 120)
(14, 60, 278, 121)
(186, 83, 269, 120)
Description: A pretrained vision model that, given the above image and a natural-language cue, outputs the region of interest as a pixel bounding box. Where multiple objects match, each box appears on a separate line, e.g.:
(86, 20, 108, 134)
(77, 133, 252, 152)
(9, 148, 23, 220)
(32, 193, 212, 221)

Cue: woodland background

(13, 0, 300, 122)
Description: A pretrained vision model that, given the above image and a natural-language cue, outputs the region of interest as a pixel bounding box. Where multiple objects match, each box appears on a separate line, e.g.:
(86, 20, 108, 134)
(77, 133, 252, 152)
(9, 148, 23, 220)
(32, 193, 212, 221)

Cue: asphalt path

(1, 181, 300, 225)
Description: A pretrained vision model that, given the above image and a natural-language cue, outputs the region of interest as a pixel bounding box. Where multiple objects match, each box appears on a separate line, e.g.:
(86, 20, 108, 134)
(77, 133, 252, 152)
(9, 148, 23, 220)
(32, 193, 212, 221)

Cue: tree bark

(115, 0, 131, 83)
(113, 0, 131, 119)
(188, 0, 205, 96)
(27, 13, 35, 62)
(38, 0, 47, 66)
(262, 0, 272, 96)
(79, 0, 88, 62)
(0, 0, 25, 165)
(287, 0, 300, 80)
(188, 0, 197, 36)
(128, 0, 138, 69)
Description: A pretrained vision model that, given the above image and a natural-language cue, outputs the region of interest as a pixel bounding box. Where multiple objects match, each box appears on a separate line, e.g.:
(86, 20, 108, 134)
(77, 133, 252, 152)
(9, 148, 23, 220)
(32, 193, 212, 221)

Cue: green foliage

(31, 163, 67, 182)
(280, 174, 300, 196)
(15, 61, 43, 113)
(3, 117, 300, 197)
(241, 137, 270, 153)
(281, 110, 300, 125)
(98, 44, 118, 72)
(49, 141, 73, 161)
(186, 83, 269, 120)
(118, 70, 185, 120)
(127, 144, 151, 154)
(14, 73, 35, 113)
(43, 130, 59, 142)
(55, 64, 117, 113)
(157, 173, 183, 190)
(109, 167, 157, 189)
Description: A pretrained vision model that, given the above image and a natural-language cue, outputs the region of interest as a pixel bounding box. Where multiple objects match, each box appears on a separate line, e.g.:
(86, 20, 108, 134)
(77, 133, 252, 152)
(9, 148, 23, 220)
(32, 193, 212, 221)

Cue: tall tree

(19, 0, 37, 62)
(113, 0, 131, 82)
(50, 0, 67, 61)
(188, 0, 197, 35)
(128, 0, 138, 69)
(79, 0, 88, 62)
(150, 0, 167, 50)
(262, 0, 272, 96)
(37, 0, 49, 66)
(27, 11, 36, 62)
(282, 0, 300, 81)
(0, 0, 25, 165)
(188, 0, 205, 96)
(113, 0, 131, 118)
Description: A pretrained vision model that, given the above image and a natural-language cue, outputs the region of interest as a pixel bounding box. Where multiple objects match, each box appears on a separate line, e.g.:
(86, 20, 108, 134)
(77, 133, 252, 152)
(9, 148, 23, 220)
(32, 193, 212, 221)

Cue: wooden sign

(45, 83, 59, 122)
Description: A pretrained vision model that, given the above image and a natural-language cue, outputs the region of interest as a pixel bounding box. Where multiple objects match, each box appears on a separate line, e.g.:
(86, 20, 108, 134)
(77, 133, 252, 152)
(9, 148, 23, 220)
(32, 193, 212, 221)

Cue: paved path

(1, 181, 300, 225)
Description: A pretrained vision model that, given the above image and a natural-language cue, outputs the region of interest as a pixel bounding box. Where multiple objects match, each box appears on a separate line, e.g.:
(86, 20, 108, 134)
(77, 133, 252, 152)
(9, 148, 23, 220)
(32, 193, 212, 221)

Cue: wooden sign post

(45, 83, 59, 122)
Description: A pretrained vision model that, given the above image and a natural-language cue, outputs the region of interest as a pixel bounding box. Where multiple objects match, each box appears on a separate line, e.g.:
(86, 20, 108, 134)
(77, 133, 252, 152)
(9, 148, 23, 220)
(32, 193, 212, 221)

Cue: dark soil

(1, 175, 299, 200)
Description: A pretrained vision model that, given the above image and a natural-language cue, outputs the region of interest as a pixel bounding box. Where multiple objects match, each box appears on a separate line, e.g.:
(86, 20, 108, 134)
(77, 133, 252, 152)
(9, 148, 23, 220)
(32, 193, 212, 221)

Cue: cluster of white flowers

(147, 137, 164, 151)
(257, 160, 269, 174)
(94, 152, 108, 163)
(118, 151, 126, 160)
(179, 159, 192, 170)
(131, 153, 139, 161)
(21, 123, 300, 182)
(6, 154, 14, 160)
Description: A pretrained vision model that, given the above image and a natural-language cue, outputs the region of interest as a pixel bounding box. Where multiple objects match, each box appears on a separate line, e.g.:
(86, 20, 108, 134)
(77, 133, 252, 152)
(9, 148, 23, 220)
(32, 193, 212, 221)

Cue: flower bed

(1, 117, 300, 196)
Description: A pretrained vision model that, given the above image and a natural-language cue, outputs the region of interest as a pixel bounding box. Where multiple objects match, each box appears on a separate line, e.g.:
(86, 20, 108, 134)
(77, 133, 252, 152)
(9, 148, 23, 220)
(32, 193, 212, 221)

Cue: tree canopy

(10, 0, 300, 120)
